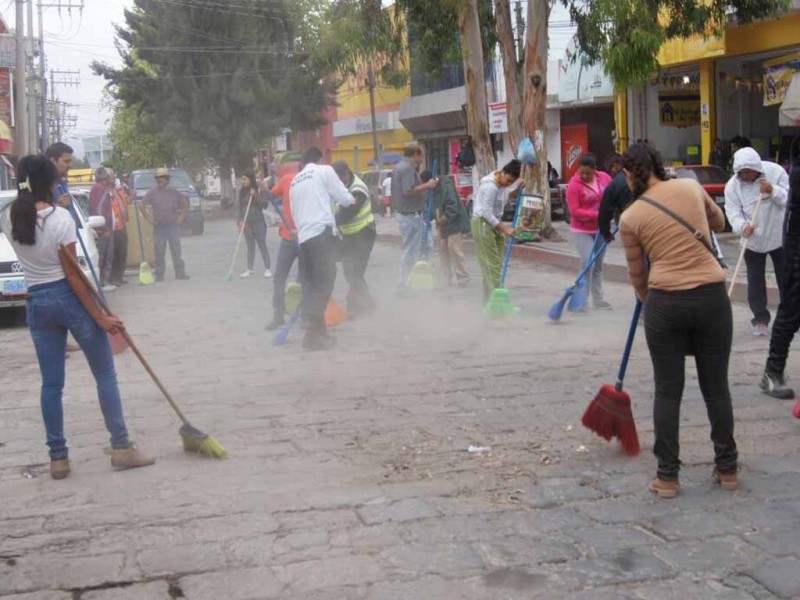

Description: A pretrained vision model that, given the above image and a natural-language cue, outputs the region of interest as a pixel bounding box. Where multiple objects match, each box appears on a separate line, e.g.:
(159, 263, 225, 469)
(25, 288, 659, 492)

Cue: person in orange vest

(105, 167, 130, 287)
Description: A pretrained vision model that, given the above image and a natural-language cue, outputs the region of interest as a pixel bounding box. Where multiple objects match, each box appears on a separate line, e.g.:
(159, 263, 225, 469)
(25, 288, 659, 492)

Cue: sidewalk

(375, 216, 780, 306)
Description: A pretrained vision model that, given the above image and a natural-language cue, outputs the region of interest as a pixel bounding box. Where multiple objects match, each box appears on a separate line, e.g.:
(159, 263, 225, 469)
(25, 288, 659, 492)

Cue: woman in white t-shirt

(0, 155, 154, 480)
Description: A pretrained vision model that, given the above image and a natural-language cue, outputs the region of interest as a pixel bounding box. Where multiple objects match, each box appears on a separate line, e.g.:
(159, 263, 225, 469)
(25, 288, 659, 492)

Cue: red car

(668, 164, 731, 229)
(448, 172, 474, 208)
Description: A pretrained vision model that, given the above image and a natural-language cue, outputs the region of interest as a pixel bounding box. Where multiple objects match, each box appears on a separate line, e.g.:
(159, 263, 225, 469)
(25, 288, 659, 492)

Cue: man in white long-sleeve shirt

(290, 147, 355, 350)
(724, 147, 790, 337)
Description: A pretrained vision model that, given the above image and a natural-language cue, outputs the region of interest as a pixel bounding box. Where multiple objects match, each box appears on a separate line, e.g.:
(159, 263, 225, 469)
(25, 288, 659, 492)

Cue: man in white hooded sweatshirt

(724, 147, 790, 337)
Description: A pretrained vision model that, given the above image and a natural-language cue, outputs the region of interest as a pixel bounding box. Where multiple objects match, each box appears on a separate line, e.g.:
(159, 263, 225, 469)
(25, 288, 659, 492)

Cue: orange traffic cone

(325, 298, 347, 327)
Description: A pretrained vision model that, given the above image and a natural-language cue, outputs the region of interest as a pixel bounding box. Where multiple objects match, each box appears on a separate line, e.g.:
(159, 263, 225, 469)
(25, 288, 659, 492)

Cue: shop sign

(763, 52, 800, 107)
(0, 68, 11, 129)
(489, 102, 508, 134)
(333, 111, 398, 138)
(701, 103, 710, 132)
(658, 92, 700, 128)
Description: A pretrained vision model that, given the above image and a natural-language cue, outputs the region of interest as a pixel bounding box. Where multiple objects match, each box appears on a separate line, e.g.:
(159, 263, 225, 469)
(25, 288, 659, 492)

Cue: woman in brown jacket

(619, 142, 738, 498)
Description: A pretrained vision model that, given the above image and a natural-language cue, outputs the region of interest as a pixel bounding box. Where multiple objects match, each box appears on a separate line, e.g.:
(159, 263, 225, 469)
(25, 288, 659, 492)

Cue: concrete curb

(376, 232, 779, 306)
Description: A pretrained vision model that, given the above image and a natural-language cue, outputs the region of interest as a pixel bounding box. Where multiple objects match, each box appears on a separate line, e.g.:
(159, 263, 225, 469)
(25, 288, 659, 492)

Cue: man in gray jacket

(725, 147, 790, 336)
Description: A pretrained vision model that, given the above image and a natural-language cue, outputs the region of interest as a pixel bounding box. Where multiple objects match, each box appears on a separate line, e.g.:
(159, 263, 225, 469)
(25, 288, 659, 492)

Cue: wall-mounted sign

(658, 92, 700, 128)
(488, 102, 508, 134)
(763, 52, 800, 107)
(333, 111, 399, 138)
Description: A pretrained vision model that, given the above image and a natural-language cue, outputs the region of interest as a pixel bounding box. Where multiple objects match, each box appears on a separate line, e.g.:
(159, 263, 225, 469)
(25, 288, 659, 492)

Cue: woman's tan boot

(50, 459, 71, 480)
(111, 445, 156, 471)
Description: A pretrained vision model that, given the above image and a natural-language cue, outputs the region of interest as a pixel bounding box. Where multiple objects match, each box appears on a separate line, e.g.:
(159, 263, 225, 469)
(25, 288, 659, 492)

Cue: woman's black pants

(644, 283, 738, 481)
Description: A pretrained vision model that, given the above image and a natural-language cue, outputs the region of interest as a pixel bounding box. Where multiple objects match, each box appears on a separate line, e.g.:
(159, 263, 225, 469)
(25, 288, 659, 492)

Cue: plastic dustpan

(483, 287, 517, 319)
(406, 260, 434, 290)
(325, 298, 347, 327)
(139, 261, 155, 286)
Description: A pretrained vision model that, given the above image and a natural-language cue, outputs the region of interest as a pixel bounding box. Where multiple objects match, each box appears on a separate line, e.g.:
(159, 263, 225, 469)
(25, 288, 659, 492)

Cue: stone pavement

(1, 218, 799, 599)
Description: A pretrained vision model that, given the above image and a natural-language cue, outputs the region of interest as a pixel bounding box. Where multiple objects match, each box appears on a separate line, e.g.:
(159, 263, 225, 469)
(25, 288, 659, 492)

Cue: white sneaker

(101, 284, 117, 292)
(752, 323, 769, 337)
(240, 270, 252, 279)
(264, 269, 273, 279)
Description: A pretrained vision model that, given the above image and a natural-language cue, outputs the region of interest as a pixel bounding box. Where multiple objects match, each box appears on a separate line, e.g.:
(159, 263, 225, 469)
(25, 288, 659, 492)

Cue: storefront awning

(780, 72, 800, 127)
(399, 86, 469, 137)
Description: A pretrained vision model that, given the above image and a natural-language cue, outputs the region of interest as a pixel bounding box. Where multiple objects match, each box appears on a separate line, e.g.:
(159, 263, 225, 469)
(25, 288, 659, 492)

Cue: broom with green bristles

(406, 159, 438, 290)
(483, 185, 525, 319)
(59, 245, 228, 459)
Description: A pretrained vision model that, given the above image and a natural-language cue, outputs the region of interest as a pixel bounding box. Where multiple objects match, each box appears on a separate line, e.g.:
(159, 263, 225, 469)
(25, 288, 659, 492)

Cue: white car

(0, 190, 104, 310)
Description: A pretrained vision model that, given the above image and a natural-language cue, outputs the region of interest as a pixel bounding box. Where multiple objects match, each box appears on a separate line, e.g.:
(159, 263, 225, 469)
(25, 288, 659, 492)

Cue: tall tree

(93, 0, 334, 200)
(458, 0, 495, 176)
(107, 102, 177, 175)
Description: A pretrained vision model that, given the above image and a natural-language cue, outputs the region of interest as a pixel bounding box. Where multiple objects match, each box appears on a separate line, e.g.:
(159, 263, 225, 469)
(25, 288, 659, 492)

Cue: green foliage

(93, 0, 334, 172)
(312, 0, 408, 88)
(107, 102, 176, 174)
(567, 0, 791, 87)
(395, 0, 497, 76)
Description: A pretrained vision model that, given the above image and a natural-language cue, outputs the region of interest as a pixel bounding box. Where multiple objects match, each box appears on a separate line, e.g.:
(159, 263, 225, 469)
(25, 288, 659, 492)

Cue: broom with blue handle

(267, 193, 303, 346)
(548, 226, 618, 321)
(60, 181, 129, 354)
(567, 232, 602, 313)
(484, 185, 525, 318)
(581, 298, 642, 456)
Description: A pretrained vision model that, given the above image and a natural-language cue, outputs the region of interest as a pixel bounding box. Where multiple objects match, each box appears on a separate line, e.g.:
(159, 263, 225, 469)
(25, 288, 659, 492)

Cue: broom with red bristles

(582, 299, 642, 456)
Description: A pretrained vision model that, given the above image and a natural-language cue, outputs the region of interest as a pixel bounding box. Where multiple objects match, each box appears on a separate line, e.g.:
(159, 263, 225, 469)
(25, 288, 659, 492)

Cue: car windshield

(0, 192, 16, 212)
(676, 167, 728, 185)
(134, 170, 193, 190)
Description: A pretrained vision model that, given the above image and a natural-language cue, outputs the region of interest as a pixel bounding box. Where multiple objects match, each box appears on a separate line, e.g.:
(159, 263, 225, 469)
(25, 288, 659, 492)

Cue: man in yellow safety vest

(333, 161, 377, 317)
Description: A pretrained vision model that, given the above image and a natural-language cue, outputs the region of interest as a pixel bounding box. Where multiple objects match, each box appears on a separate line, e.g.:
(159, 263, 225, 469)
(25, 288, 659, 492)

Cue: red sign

(0, 68, 12, 153)
(560, 123, 589, 181)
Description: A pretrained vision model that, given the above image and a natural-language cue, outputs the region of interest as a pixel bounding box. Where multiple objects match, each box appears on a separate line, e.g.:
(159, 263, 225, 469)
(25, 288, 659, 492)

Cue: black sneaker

(760, 371, 795, 399)
(265, 317, 285, 331)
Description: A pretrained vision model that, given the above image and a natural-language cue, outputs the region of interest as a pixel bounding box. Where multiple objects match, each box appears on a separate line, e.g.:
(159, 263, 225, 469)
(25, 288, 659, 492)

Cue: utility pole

(366, 63, 380, 170)
(14, 0, 27, 156)
(37, 0, 47, 151)
(26, 0, 37, 152)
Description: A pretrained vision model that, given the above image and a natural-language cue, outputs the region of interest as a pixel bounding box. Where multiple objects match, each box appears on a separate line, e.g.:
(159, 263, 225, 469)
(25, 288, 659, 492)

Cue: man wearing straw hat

(141, 168, 190, 282)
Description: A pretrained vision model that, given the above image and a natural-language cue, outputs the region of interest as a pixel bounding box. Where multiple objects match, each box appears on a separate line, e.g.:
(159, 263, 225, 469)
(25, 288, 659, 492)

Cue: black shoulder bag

(638, 195, 727, 269)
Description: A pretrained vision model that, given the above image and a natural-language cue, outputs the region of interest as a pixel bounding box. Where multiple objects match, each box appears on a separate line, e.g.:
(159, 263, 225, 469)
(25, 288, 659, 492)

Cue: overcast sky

(1, 0, 574, 159)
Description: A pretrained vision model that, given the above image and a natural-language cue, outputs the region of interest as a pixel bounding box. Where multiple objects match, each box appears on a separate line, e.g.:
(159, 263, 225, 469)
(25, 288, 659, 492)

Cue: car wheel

(192, 222, 204, 235)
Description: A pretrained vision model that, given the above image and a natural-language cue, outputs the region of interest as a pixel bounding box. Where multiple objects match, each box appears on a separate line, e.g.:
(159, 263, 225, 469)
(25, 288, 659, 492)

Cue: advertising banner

(560, 123, 588, 182)
(763, 52, 800, 106)
(658, 92, 700, 128)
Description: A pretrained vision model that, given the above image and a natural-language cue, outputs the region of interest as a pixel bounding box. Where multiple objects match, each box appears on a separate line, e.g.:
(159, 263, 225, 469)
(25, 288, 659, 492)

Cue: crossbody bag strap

(638, 195, 720, 261)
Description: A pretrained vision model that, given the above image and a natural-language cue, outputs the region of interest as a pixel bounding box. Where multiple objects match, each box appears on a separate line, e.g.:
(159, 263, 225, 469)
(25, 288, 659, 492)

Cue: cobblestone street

(1, 218, 800, 599)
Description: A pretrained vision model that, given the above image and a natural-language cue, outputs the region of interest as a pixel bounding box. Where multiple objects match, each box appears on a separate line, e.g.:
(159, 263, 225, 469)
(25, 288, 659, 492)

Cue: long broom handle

(576, 232, 602, 285)
(616, 299, 644, 391)
(500, 185, 525, 287)
(58, 245, 191, 426)
(61, 182, 108, 305)
(133, 197, 146, 258)
(225, 190, 254, 277)
(421, 159, 438, 256)
(728, 192, 766, 297)
(571, 226, 619, 288)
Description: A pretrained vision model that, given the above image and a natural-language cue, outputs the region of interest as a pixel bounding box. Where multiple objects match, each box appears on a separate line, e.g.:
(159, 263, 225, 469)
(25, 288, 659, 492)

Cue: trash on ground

(467, 445, 492, 454)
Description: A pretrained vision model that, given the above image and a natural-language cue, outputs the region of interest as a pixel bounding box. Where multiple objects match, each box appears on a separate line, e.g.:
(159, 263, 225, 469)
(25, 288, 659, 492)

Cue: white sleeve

(324, 166, 355, 207)
(768, 168, 790, 208)
(474, 182, 500, 227)
(56, 208, 78, 246)
(724, 180, 747, 236)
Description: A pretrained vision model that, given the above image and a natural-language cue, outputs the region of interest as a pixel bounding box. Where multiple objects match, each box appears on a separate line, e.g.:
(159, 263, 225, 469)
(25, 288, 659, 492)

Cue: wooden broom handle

(58, 245, 190, 426)
(728, 192, 766, 298)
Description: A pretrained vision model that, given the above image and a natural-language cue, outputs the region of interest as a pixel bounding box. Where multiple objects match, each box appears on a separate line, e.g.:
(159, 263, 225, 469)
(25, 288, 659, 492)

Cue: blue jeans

(26, 279, 130, 460)
(397, 213, 433, 283)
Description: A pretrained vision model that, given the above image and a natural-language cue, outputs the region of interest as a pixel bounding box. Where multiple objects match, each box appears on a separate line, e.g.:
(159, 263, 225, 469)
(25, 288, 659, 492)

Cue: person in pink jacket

(566, 153, 613, 309)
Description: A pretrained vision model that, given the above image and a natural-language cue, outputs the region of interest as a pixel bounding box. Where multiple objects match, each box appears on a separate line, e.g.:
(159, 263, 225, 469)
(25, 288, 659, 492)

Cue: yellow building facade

(330, 62, 414, 174)
(616, 9, 800, 166)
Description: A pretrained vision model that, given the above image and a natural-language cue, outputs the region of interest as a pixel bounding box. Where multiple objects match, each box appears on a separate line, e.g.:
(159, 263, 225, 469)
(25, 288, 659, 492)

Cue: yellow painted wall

(334, 64, 414, 174)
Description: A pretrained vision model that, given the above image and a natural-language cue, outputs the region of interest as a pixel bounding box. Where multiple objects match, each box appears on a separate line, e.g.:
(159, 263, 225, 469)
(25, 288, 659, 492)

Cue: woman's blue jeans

(26, 279, 130, 460)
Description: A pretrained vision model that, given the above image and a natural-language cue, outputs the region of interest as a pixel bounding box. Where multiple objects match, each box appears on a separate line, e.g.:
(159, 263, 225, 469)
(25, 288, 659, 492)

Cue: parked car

(667, 164, 731, 230)
(360, 169, 393, 212)
(130, 168, 204, 235)
(0, 190, 104, 312)
(68, 185, 92, 215)
(500, 185, 569, 223)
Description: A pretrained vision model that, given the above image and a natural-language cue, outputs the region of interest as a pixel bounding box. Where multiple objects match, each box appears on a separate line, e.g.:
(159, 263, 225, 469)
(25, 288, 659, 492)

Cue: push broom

(406, 159, 438, 290)
(581, 299, 642, 456)
(59, 245, 228, 459)
(133, 198, 155, 286)
(63, 187, 129, 355)
(548, 226, 618, 321)
(484, 185, 525, 319)
(224, 190, 254, 281)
